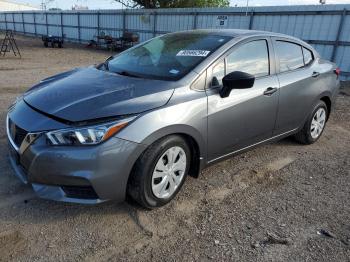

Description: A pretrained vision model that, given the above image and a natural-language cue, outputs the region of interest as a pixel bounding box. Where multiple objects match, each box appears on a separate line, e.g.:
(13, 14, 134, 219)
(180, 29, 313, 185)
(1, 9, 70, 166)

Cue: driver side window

(226, 40, 270, 78)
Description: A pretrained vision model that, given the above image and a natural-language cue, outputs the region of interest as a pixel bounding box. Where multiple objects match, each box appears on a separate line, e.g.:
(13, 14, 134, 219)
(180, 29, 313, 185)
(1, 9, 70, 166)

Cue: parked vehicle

(42, 35, 64, 48)
(7, 29, 340, 208)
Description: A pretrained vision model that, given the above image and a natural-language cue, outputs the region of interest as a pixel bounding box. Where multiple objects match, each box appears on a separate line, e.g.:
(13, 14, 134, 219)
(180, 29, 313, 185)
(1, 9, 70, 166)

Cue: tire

(295, 100, 328, 145)
(58, 42, 62, 48)
(51, 42, 55, 48)
(127, 135, 191, 209)
(44, 41, 48, 47)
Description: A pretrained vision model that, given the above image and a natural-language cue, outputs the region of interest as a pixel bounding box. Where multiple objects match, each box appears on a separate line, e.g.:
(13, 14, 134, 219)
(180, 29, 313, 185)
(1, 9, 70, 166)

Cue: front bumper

(8, 132, 146, 204)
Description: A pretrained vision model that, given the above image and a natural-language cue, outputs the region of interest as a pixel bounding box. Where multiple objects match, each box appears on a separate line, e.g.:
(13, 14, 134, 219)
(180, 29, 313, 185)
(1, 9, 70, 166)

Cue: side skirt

(206, 128, 299, 166)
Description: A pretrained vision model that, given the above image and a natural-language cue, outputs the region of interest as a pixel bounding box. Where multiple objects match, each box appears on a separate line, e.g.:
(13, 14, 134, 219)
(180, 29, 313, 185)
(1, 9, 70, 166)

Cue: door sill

(208, 128, 298, 164)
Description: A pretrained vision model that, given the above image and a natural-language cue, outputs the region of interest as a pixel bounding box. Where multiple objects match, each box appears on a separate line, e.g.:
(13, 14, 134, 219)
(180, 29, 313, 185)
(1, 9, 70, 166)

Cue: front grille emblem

(7, 116, 41, 154)
(19, 133, 42, 154)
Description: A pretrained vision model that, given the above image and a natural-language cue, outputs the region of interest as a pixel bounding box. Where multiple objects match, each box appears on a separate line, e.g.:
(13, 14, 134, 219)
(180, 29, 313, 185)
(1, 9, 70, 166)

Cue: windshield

(104, 33, 232, 81)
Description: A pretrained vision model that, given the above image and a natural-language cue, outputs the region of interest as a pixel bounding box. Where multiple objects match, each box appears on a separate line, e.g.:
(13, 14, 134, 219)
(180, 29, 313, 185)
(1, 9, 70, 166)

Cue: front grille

(61, 186, 99, 200)
(8, 118, 28, 148)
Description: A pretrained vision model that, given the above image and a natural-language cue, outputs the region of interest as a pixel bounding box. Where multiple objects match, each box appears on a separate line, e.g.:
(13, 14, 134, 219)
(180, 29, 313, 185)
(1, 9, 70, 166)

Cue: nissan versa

(7, 29, 340, 208)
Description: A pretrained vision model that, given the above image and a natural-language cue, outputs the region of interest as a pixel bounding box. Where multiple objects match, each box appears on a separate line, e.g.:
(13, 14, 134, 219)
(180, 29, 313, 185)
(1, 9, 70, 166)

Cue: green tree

(116, 0, 230, 8)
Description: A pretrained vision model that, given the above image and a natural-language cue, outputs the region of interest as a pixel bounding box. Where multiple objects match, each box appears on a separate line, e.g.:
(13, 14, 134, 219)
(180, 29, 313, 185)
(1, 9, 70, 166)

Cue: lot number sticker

(176, 50, 211, 57)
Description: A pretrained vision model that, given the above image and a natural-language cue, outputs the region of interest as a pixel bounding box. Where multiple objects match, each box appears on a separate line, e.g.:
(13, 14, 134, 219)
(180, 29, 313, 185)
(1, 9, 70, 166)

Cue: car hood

(23, 67, 176, 122)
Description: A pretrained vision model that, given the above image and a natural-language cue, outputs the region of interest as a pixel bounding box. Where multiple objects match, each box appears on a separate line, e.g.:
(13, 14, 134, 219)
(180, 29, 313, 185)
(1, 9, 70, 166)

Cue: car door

(206, 37, 280, 162)
(272, 38, 319, 134)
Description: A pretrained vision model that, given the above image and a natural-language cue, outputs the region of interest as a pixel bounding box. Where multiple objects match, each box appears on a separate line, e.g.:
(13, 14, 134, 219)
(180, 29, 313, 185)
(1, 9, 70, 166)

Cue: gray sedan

(6, 29, 340, 208)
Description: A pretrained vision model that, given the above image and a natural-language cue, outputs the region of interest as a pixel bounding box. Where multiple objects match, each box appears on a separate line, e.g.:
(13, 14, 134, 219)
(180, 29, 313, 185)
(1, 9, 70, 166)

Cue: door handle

(263, 87, 278, 96)
(312, 71, 320, 78)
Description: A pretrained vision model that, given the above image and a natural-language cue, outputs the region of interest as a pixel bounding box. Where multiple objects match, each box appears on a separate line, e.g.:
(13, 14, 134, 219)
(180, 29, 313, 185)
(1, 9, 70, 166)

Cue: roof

(167, 29, 315, 51)
(171, 29, 288, 38)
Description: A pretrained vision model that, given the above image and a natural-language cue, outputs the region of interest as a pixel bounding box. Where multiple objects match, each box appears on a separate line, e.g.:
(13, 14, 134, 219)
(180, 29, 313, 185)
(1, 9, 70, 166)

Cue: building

(72, 4, 88, 11)
(0, 0, 39, 11)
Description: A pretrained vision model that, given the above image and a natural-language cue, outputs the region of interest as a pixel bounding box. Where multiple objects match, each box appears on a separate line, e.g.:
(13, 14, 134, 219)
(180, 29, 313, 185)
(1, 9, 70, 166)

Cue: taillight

(334, 67, 340, 77)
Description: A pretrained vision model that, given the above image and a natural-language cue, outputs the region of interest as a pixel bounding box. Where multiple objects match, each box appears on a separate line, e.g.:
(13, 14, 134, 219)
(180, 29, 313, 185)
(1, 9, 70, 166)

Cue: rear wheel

(127, 135, 191, 209)
(295, 101, 328, 144)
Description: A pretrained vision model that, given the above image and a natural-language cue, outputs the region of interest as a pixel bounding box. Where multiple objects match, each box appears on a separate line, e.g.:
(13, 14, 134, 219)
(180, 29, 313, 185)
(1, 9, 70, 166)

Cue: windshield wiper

(102, 61, 109, 71)
(101, 56, 114, 71)
(116, 71, 141, 78)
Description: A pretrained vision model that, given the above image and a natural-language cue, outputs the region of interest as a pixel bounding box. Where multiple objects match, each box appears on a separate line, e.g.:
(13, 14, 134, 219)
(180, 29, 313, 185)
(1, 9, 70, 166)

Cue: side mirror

(220, 71, 255, 98)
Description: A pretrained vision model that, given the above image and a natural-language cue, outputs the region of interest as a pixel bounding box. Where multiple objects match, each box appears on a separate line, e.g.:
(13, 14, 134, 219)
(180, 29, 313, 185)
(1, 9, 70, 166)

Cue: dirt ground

(0, 34, 349, 262)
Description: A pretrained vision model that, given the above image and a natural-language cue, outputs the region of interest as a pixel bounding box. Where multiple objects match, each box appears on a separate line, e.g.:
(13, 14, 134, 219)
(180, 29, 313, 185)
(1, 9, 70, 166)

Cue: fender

(140, 124, 207, 164)
(116, 86, 209, 170)
(300, 91, 332, 127)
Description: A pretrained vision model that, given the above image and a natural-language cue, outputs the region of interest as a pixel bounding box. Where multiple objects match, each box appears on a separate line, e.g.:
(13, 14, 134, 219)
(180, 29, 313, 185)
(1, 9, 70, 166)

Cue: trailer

(42, 35, 64, 48)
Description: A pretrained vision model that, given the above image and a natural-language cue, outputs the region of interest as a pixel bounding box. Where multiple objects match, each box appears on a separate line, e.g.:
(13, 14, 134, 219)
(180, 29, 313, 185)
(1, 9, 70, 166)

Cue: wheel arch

(124, 125, 205, 181)
(139, 125, 206, 178)
(125, 126, 205, 204)
(298, 91, 332, 132)
(319, 95, 332, 120)
(309, 91, 332, 119)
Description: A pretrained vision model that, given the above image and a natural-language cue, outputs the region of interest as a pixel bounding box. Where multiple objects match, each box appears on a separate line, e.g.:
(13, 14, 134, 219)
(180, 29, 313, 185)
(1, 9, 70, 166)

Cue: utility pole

(245, 0, 249, 16)
(41, 0, 46, 10)
(41, 0, 55, 10)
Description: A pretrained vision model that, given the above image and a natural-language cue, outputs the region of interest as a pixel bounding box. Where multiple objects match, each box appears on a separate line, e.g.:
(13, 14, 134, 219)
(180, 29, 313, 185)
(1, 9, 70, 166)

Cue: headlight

(46, 117, 135, 146)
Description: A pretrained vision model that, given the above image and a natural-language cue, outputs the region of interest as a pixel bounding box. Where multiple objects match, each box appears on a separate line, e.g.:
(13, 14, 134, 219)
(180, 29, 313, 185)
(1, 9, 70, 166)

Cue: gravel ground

(0, 34, 349, 262)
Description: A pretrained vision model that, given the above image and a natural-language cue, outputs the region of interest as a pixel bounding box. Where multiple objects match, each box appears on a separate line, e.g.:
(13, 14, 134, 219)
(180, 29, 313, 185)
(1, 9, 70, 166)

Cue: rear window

(276, 41, 304, 73)
(106, 33, 232, 81)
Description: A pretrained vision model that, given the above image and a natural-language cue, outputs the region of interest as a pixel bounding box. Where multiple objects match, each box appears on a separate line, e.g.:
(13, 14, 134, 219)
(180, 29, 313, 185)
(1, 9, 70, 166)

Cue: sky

(12, 0, 350, 10)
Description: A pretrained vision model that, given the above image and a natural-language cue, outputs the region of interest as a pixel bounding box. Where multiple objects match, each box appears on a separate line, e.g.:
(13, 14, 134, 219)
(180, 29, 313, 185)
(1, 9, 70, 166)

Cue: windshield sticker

(169, 69, 180, 74)
(176, 50, 210, 57)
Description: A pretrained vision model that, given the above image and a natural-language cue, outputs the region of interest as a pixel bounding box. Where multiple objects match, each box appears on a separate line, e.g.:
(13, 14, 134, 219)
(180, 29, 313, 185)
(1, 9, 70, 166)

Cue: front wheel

(127, 135, 191, 209)
(295, 101, 328, 144)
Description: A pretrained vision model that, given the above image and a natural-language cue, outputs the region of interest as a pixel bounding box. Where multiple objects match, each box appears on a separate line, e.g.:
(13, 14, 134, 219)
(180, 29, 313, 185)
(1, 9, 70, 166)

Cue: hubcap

(151, 146, 187, 199)
(310, 107, 326, 139)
